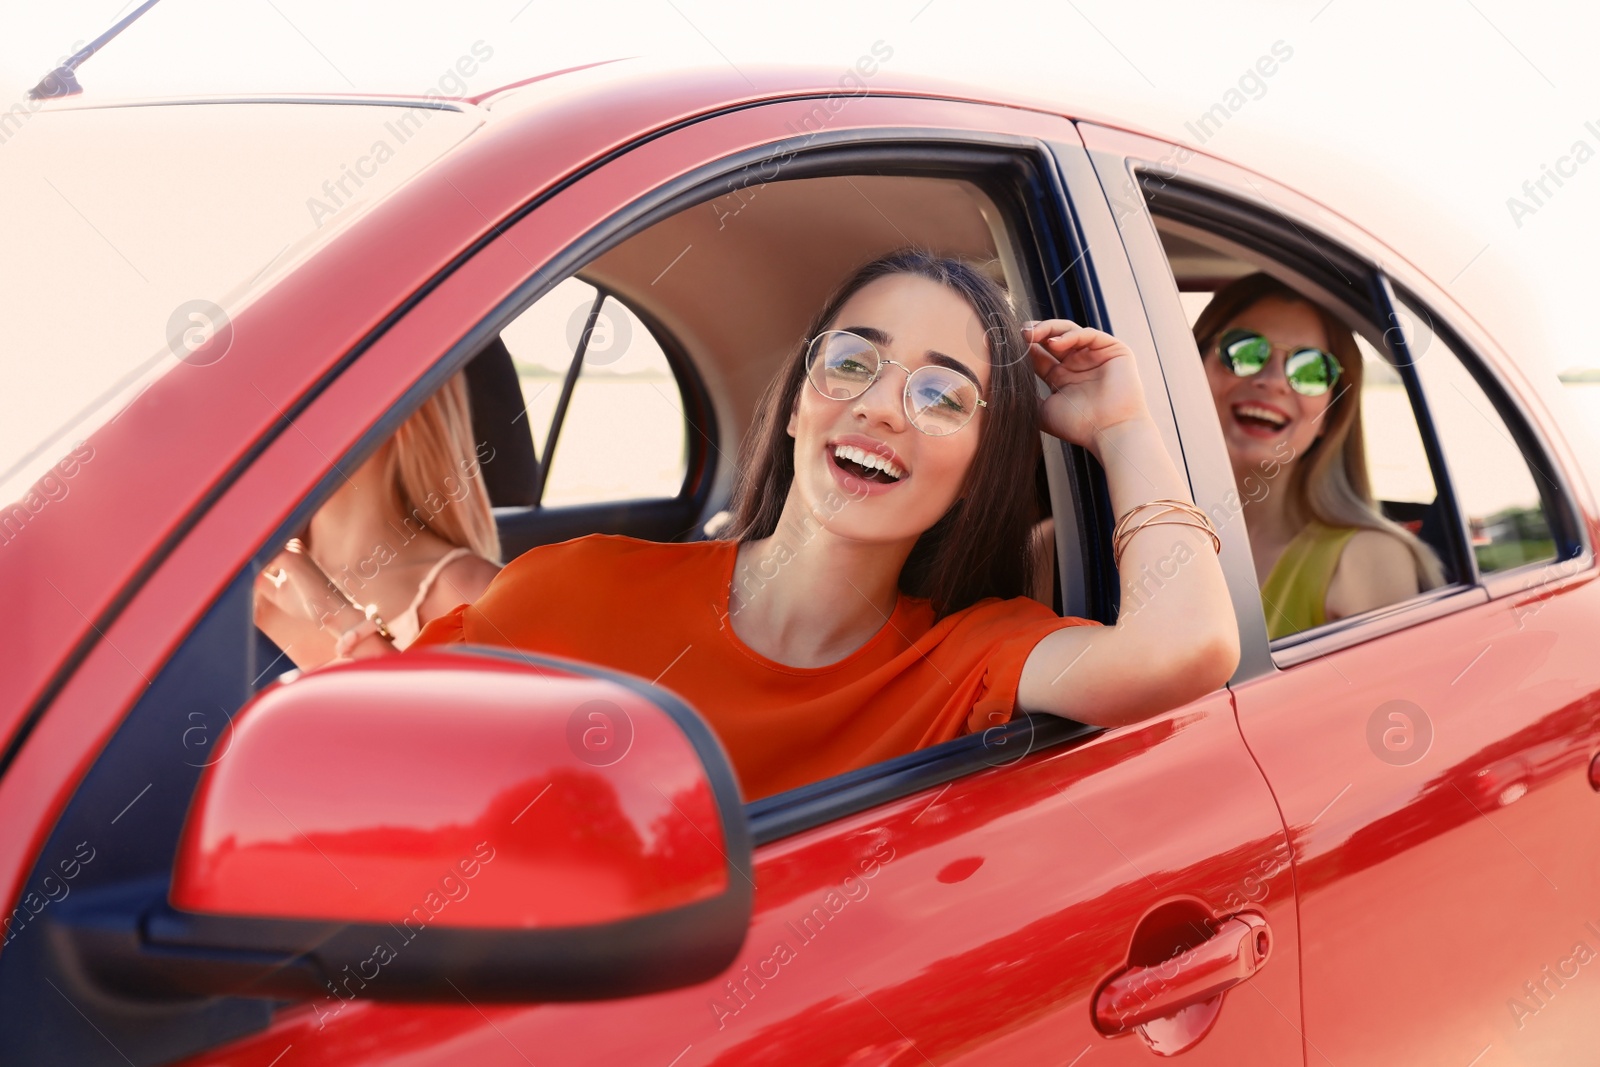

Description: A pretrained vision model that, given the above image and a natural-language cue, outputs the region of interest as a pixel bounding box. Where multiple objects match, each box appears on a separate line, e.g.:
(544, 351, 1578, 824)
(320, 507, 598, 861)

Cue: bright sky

(4, 0, 1599, 377)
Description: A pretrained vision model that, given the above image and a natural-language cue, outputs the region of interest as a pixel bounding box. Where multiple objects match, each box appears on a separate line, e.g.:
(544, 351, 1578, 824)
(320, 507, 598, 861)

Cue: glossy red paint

(1232, 580, 1600, 1066)
(171, 652, 727, 927)
(0, 87, 1083, 945)
(177, 694, 1302, 1066)
(1079, 121, 1600, 1066)
(1, 59, 1595, 1067)
(0, 63, 1086, 753)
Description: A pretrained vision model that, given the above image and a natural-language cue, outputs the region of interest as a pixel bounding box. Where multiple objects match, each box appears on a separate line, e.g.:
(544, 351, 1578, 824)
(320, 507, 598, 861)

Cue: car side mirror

(57, 647, 752, 1003)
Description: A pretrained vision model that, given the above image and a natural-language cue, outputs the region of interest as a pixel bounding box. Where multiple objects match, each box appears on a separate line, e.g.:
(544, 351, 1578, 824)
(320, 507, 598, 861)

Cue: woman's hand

(251, 543, 355, 670)
(1025, 320, 1153, 457)
(253, 541, 398, 663)
(254, 542, 357, 632)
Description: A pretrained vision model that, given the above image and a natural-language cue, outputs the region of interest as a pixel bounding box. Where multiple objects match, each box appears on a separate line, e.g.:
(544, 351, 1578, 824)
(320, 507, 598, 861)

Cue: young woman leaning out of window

(256, 251, 1238, 800)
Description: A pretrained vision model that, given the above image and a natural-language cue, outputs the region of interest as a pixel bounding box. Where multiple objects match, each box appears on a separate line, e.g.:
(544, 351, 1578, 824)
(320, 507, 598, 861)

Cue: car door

(1086, 121, 1600, 1066)
(2, 87, 1302, 1066)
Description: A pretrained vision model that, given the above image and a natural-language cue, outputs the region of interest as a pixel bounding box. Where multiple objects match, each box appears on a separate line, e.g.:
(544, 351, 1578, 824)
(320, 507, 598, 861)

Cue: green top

(1260, 521, 1359, 640)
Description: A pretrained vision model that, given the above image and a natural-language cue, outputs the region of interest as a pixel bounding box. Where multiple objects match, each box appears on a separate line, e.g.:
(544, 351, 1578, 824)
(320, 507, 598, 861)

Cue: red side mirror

(67, 648, 751, 1003)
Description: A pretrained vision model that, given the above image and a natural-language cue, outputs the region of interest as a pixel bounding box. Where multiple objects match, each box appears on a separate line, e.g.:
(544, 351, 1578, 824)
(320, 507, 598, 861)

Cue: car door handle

(1094, 913, 1272, 1035)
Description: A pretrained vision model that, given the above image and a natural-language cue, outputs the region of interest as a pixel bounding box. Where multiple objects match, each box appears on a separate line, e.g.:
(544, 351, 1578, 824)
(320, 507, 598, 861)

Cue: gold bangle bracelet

(1111, 498, 1204, 542)
(1114, 517, 1222, 568)
(1111, 499, 1221, 569)
(1113, 503, 1213, 557)
(1114, 503, 1219, 554)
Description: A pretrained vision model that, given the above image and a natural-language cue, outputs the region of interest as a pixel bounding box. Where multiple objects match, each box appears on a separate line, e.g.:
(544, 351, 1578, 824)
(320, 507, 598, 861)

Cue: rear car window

(1395, 291, 1559, 574)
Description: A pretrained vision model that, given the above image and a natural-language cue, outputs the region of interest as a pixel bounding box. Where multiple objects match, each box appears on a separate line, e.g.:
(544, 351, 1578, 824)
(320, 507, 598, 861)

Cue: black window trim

(1369, 270, 1479, 586)
(534, 284, 605, 502)
(749, 714, 1102, 845)
(1133, 170, 1592, 669)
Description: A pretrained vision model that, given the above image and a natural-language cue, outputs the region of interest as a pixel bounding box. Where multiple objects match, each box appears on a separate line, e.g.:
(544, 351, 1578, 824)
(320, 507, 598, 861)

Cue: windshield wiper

(28, 0, 166, 100)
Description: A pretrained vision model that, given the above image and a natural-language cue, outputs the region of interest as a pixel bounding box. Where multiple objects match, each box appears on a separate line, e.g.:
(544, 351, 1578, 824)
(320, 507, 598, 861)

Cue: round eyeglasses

(1216, 328, 1343, 398)
(804, 330, 987, 437)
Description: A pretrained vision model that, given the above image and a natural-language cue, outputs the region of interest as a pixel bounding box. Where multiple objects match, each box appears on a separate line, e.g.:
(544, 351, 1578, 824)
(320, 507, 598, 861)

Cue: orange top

(412, 534, 1101, 800)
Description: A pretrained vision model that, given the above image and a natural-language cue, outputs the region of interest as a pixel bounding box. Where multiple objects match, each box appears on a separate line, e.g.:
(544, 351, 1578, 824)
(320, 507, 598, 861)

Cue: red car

(2, 59, 1597, 1066)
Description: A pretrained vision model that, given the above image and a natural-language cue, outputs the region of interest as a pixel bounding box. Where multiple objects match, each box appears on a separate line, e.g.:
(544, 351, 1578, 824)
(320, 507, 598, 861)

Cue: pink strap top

(386, 547, 473, 649)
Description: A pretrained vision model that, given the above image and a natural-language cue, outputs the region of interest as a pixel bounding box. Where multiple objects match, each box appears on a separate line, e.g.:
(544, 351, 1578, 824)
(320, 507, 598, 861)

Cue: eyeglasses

(804, 330, 987, 437)
(1215, 328, 1343, 398)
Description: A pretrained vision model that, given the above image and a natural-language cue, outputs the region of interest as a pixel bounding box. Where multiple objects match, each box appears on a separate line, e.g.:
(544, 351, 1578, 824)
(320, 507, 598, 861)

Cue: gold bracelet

(1114, 501, 1220, 562)
(1115, 511, 1221, 565)
(1115, 517, 1223, 569)
(1112, 499, 1221, 569)
(1111, 499, 1204, 555)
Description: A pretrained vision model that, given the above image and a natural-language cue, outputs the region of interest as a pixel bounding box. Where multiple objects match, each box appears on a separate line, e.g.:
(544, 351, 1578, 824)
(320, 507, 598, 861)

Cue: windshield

(0, 98, 481, 503)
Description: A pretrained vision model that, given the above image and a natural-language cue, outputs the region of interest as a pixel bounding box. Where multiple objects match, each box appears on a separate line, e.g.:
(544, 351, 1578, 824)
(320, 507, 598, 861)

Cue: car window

(499, 275, 591, 456)
(1148, 189, 1585, 648)
(543, 296, 689, 505)
(8, 103, 1130, 1066)
(1392, 291, 1558, 574)
(1354, 335, 1438, 519)
(1150, 221, 1453, 640)
(498, 278, 689, 506)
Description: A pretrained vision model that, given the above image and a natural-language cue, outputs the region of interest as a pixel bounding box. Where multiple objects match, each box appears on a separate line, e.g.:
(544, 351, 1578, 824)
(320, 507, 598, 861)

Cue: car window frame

(164, 120, 1131, 837)
(455, 135, 1126, 840)
(1080, 124, 1592, 677)
(253, 126, 1196, 847)
(1155, 181, 1586, 666)
(1, 105, 1137, 1061)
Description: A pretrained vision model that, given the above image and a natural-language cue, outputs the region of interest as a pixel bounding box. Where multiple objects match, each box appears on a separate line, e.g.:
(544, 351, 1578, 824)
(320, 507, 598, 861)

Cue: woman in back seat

(1193, 273, 1443, 638)
(253, 371, 501, 668)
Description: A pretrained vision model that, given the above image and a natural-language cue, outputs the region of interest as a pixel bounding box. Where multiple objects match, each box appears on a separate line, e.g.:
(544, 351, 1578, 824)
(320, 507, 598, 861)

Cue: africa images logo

(1366, 700, 1432, 767)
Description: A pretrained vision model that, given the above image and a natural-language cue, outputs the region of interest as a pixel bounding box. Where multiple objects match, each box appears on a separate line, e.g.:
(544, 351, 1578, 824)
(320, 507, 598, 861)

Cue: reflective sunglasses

(1215, 328, 1343, 397)
(804, 330, 987, 436)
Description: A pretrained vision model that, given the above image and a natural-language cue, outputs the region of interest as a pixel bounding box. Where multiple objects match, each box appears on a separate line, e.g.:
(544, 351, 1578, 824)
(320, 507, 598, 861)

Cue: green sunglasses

(1215, 328, 1343, 397)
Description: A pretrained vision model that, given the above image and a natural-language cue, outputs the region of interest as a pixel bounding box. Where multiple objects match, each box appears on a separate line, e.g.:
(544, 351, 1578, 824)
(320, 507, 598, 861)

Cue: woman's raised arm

(1015, 320, 1239, 727)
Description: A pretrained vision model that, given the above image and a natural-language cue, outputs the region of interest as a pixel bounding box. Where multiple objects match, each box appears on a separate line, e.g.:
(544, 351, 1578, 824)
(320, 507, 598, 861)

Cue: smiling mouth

(830, 443, 905, 483)
(1233, 403, 1288, 433)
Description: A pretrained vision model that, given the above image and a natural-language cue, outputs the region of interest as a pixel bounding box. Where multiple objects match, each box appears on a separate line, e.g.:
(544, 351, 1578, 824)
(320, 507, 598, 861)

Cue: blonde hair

(387, 373, 501, 564)
(1194, 274, 1444, 590)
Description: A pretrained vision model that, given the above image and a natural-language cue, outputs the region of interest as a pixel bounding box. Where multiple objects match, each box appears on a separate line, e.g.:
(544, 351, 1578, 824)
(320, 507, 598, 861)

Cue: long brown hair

(725, 249, 1040, 619)
(1194, 273, 1442, 588)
